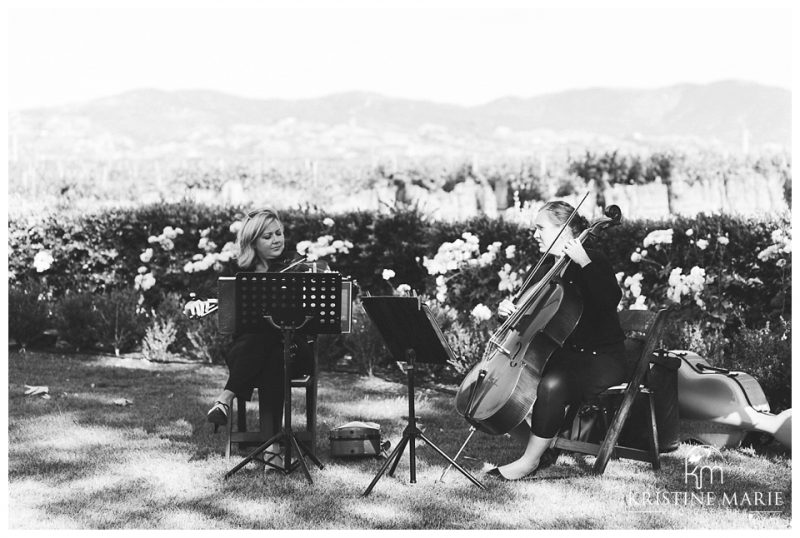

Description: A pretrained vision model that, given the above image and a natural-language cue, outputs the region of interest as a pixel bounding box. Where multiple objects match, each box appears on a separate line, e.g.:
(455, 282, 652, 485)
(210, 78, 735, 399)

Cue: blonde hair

(540, 200, 589, 237)
(236, 208, 282, 269)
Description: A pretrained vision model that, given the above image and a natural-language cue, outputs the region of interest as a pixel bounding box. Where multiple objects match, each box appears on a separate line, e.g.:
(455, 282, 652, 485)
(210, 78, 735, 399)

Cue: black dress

(223, 252, 324, 431)
(528, 248, 628, 438)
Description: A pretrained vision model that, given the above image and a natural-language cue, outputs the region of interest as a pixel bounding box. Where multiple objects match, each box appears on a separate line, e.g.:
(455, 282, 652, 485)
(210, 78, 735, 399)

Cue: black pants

(224, 330, 313, 432)
(530, 345, 627, 438)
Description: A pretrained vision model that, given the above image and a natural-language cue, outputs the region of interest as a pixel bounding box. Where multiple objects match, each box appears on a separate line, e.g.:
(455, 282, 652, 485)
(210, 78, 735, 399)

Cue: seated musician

(184, 208, 328, 464)
(488, 200, 627, 481)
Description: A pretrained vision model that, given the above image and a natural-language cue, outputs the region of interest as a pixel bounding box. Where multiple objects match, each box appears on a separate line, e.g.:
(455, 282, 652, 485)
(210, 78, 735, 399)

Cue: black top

(531, 248, 625, 349)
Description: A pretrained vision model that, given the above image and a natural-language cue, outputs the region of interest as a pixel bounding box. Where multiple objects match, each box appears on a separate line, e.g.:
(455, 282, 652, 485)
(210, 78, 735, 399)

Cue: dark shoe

(486, 467, 539, 482)
(207, 401, 230, 431)
(538, 448, 559, 470)
(486, 467, 504, 479)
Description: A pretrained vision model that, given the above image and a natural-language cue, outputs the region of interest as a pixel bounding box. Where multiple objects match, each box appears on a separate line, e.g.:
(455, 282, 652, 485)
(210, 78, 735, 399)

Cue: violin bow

(280, 256, 310, 272)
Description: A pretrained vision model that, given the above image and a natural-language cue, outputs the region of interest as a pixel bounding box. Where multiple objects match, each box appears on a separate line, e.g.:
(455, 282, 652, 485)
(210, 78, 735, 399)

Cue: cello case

(675, 350, 791, 449)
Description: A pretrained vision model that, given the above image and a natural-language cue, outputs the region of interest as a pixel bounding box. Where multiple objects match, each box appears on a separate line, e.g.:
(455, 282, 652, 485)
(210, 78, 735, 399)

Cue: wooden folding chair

(226, 336, 319, 458)
(552, 308, 669, 474)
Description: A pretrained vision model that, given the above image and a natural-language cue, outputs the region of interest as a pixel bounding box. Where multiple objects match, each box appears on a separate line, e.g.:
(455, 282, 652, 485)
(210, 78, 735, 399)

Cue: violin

(454, 201, 622, 435)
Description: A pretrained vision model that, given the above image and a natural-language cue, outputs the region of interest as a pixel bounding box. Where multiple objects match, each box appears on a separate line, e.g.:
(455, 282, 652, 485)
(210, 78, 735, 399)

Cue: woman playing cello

(487, 200, 627, 481)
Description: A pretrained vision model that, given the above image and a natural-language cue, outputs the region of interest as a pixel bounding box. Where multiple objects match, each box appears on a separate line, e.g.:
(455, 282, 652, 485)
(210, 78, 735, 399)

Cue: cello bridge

(486, 338, 512, 358)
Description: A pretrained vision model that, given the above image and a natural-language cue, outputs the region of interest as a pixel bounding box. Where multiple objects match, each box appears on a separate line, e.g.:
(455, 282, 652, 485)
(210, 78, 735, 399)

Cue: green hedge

(9, 201, 790, 324)
(8, 202, 791, 409)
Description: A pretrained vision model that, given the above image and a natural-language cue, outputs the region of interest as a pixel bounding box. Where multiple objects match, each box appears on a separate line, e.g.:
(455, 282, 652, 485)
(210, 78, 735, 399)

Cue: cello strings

(500, 226, 596, 336)
(481, 197, 601, 363)
(483, 227, 598, 362)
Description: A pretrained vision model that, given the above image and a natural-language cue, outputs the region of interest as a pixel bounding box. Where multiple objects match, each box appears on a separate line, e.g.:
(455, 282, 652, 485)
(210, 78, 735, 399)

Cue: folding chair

(552, 308, 669, 474)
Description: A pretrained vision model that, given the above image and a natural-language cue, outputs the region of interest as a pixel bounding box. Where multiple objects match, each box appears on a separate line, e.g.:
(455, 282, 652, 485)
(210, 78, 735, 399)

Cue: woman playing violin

(184, 208, 327, 461)
(488, 200, 627, 481)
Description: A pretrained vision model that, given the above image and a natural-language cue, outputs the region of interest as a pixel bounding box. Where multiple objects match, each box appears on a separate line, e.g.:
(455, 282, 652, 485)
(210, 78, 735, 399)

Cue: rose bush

(8, 203, 790, 408)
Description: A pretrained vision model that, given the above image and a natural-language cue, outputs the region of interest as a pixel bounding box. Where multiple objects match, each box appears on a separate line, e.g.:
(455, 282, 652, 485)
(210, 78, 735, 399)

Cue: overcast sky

(6, 1, 793, 110)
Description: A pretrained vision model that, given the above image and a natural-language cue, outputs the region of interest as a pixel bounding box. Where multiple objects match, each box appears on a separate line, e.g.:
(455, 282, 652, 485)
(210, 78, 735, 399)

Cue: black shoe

(207, 401, 230, 432)
(538, 448, 559, 470)
(486, 467, 539, 482)
(486, 467, 504, 479)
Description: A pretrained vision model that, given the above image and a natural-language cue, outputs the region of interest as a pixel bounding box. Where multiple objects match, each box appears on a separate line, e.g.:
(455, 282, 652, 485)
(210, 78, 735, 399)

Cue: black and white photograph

(4, 0, 794, 530)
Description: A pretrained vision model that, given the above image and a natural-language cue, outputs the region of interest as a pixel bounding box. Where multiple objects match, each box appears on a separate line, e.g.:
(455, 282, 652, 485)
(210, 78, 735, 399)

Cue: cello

(454, 202, 622, 435)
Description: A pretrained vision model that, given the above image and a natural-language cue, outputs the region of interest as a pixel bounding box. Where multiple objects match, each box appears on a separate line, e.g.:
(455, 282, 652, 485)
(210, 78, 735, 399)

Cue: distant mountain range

(8, 80, 790, 161)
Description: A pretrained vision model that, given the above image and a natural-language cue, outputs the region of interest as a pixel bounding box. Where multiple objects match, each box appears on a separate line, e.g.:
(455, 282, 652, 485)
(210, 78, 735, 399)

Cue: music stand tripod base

(223, 316, 324, 483)
(223, 272, 342, 484)
(359, 297, 486, 496)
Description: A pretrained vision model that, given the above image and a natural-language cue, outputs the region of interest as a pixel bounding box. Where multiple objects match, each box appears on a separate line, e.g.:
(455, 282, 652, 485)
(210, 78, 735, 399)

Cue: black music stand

(224, 272, 342, 484)
(360, 296, 485, 496)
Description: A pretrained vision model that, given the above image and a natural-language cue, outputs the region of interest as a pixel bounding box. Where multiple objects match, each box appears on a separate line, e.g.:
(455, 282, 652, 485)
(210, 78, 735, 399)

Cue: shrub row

(8, 202, 791, 409)
(10, 203, 789, 315)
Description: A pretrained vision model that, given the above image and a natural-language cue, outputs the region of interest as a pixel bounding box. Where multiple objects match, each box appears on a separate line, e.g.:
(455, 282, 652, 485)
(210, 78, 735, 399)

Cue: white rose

(141, 273, 156, 291)
(696, 239, 709, 250)
(33, 250, 54, 273)
(134, 272, 156, 291)
(470, 303, 492, 322)
(717, 236, 729, 245)
(323, 217, 335, 227)
(643, 229, 673, 248)
(668, 267, 683, 287)
(382, 269, 396, 280)
(139, 248, 153, 263)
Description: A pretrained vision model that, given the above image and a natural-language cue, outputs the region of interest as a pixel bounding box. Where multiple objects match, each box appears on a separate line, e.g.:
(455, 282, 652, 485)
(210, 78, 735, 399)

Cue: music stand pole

(363, 348, 485, 497)
(224, 315, 324, 483)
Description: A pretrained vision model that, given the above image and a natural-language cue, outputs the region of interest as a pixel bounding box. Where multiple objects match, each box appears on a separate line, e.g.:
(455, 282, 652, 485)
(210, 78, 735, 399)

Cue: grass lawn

(7, 350, 792, 529)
